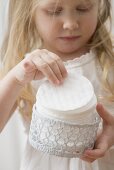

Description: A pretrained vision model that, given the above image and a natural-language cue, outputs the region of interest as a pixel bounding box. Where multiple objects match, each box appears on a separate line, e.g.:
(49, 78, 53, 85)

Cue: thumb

(84, 141, 108, 158)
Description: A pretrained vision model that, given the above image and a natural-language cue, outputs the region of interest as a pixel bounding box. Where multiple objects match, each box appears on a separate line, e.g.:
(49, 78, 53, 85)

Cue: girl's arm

(0, 49, 67, 132)
(0, 69, 24, 132)
(81, 104, 114, 162)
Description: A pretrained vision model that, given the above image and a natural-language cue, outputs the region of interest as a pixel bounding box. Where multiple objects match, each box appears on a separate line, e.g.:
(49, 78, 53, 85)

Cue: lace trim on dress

(64, 51, 96, 69)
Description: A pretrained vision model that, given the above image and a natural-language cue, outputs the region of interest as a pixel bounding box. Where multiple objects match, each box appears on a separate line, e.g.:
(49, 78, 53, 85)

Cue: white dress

(20, 51, 114, 170)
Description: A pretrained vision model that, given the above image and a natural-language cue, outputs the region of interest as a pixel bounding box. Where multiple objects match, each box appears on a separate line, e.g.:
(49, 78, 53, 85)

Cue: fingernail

(56, 80, 60, 85)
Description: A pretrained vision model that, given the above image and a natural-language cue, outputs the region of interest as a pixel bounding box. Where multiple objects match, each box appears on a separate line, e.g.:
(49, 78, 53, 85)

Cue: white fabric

(0, 111, 27, 170)
(20, 51, 114, 170)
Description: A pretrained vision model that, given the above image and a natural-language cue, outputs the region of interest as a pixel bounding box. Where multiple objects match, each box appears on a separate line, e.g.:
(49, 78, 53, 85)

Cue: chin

(58, 48, 79, 54)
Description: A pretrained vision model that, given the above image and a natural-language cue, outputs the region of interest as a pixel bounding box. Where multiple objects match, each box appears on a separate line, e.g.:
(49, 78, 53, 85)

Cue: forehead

(38, 0, 97, 6)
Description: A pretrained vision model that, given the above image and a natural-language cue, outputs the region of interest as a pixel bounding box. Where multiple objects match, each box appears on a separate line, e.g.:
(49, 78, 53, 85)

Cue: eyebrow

(78, 0, 96, 5)
(39, 0, 96, 7)
(38, 0, 60, 6)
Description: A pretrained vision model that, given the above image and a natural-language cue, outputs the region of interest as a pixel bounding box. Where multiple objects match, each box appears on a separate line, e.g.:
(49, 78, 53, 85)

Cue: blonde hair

(89, 0, 114, 101)
(0, 0, 114, 118)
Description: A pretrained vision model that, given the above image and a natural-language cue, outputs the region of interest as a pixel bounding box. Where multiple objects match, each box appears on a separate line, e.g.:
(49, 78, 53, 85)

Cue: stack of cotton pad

(29, 72, 100, 158)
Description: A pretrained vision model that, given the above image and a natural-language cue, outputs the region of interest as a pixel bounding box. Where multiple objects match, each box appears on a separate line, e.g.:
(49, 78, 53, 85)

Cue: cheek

(35, 19, 55, 37)
(82, 17, 98, 37)
(35, 14, 59, 37)
(35, 20, 49, 38)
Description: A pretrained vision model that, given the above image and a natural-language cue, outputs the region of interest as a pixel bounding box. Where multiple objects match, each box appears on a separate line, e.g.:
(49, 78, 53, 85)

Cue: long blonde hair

(0, 0, 114, 117)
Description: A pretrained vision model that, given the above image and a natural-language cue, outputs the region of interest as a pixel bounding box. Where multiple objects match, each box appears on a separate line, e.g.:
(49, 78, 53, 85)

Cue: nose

(63, 15, 79, 31)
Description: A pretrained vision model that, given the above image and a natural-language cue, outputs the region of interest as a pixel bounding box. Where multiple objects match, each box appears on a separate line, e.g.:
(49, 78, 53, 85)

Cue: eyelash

(77, 8, 90, 12)
(47, 7, 90, 16)
(47, 9, 62, 16)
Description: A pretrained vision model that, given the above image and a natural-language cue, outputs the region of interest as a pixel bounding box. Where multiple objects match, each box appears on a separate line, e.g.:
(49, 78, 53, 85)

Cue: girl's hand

(13, 49, 67, 86)
(81, 104, 114, 163)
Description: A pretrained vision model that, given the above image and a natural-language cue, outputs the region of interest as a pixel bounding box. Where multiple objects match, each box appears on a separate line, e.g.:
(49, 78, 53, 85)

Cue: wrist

(8, 68, 26, 88)
(9, 66, 28, 87)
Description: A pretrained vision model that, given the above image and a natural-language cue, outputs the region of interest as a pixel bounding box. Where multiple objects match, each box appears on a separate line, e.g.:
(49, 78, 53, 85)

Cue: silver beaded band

(29, 108, 100, 158)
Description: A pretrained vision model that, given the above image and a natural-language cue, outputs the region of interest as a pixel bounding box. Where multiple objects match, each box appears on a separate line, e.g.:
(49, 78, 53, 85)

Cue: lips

(59, 36, 81, 41)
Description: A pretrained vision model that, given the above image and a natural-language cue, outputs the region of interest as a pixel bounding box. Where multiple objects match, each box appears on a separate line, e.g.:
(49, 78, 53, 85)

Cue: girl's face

(35, 0, 99, 59)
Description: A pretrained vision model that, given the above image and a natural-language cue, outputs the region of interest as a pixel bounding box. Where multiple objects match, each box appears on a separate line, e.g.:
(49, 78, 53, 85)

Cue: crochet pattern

(29, 110, 100, 158)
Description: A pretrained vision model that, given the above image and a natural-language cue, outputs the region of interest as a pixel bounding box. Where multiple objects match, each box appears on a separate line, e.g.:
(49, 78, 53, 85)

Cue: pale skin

(81, 104, 114, 162)
(0, 0, 113, 163)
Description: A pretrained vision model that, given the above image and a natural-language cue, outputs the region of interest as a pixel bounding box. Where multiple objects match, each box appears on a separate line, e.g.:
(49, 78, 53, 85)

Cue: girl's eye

(47, 8, 62, 15)
(76, 8, 90, 12)
(76, 4, 93, 13)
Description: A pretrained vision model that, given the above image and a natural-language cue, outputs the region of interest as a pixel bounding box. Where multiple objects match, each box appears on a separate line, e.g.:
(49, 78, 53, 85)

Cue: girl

(0, 0, 114, 169)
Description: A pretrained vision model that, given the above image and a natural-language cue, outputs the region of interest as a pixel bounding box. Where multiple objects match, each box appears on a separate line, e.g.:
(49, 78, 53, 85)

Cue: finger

(22, 57, 37, 72)
(81, 155, 96, 163)
(84, 145, 107, 159)
(33, 70, 45, 80)
(47, 51, 68, 79)
(31, 54, 60, 84)
(24, 54, 46, 80)
(96, 103, 114, 124)
(41, 52, 64, 83)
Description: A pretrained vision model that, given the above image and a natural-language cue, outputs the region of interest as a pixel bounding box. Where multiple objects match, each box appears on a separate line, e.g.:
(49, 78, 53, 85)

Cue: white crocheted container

(29, 73, 100, 158)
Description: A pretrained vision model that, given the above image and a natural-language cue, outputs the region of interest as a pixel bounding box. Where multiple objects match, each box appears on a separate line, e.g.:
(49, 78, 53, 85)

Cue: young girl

(0, 0, 114, 169)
